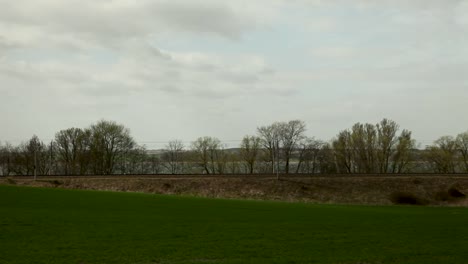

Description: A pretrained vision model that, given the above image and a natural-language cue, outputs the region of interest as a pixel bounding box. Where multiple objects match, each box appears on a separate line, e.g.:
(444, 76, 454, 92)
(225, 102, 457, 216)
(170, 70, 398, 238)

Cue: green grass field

(0, 185, 467, 264)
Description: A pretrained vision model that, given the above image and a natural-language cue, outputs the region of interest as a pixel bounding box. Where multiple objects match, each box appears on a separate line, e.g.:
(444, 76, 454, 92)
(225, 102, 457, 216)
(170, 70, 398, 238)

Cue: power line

(0, 137, 461, 149)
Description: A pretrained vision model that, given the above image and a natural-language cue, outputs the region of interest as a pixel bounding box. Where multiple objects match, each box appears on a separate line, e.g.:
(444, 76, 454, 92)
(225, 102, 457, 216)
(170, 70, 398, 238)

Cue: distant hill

(146, 148, 241, 156)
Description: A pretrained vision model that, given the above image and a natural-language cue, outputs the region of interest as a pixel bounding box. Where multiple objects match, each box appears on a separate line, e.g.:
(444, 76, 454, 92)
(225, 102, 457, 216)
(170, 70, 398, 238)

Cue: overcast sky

(1, 0, 467, 148)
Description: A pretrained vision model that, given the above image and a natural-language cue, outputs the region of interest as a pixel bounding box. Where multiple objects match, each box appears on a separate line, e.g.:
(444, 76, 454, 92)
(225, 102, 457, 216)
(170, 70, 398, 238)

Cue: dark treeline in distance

(1, 119, 468, 176)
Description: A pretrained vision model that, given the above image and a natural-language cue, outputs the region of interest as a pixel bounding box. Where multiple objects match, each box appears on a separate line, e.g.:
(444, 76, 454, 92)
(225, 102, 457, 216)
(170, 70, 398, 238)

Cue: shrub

(434, 191, 451, 202)
(390, 192, 427, 205)
(434, 187, 466, 202)
(6, 178, 16, 185)
(412, 179, 422, 185)
(51, 180, 62, 186)
(37, 180, 63, 186)
(448, 187, 466, 198)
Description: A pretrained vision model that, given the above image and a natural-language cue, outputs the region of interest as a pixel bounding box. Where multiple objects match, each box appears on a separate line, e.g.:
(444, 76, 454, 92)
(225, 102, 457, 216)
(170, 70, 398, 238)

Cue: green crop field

(0, 185, 467, 264)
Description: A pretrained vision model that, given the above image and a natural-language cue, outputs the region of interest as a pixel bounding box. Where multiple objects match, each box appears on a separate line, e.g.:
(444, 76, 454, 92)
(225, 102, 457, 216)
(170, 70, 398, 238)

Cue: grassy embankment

(1, 185, 468, 264)
(2, 175, 468, 205)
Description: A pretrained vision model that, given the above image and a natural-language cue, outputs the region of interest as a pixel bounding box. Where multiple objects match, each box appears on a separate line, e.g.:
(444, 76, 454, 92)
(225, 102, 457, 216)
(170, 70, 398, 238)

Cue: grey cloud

(160, 85, 183, 94)
(0, 0, 252, 49)
(74, 84, 133, 98)
(0, 0, 273, 101)
(1, 0, 466, 144)
(187, 86, 233, 99)
(0, 36, 14, 48)
(0, 61, 48, 83)
(121, 42, 176, 66)
(150, 1, 247, 39)
(306, 0, 466, 11)
(0, 36, 19, 56)
(0, 59, 92, 86)
(218, 71, 260, 85)
(191, 63, 217, 72)
(259, 67, 275, 75)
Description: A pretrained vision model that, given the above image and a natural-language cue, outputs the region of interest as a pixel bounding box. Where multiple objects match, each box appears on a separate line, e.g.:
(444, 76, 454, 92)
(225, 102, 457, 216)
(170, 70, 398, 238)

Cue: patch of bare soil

(1, 176, 467, 206)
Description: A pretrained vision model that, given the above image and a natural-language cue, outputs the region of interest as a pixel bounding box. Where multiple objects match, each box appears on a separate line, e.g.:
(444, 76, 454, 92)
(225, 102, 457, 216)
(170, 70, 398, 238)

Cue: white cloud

(0, 0, 259, 48)
(0, 0, 467, 144)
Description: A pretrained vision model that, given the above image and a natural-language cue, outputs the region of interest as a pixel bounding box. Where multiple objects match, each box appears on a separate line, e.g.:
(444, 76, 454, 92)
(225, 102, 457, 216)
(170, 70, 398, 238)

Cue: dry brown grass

(1, 175, 467, 206)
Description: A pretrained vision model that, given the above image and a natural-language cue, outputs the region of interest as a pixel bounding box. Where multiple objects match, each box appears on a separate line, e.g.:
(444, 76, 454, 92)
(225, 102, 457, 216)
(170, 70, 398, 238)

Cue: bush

(6, 178, 16, 185)
(412, 179, 422, 185)
(434, 191, 451, 202)
(434, 187, 466, 202)
(51, 180, 62, 186)
(448, 187, 466, 198)
(37, 180, 63, 186)
(390, 192, 427, 205)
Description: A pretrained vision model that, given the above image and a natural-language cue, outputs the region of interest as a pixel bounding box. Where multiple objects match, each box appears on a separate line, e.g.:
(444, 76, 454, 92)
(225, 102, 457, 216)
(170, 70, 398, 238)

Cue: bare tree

(349, 123, 377, 173)
(124, 146, 148, 174)
(239, 135, 261, 174)
(391, 129, 416, 173)
(214, 144, 229, 174)
(30, 135, 51, 175)
(191, 136, 222, 174)
(332, 130, 354, 173)
(331, 119, 415, 173)
(162, 140, 185, 174)
(456, 131, 468, 172)
(279, 120, 306, 174)
(425, 136, 458, 173)
(55, 128, 87, 175)
(296, 137, 324, 173)
(148, 154, 162, 174)
(257, 124, 281, 174)
(376, 119, 398, 173)
(0, 142, 13, 176)
(257, 120, 306, 174)
(89, 120, 136, 175)
(316, 143, 337, 174)
(9, 135, 49, 175)
(225, 151, 242, 174)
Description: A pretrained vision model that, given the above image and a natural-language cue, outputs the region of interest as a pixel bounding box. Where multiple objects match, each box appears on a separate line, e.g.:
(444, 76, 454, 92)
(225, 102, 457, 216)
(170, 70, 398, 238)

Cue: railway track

(4, 173, 468, 180)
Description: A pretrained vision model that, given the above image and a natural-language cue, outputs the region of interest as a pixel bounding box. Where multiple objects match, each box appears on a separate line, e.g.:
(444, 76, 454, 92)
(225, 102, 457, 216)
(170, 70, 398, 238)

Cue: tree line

(0, 119, 467, 176)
